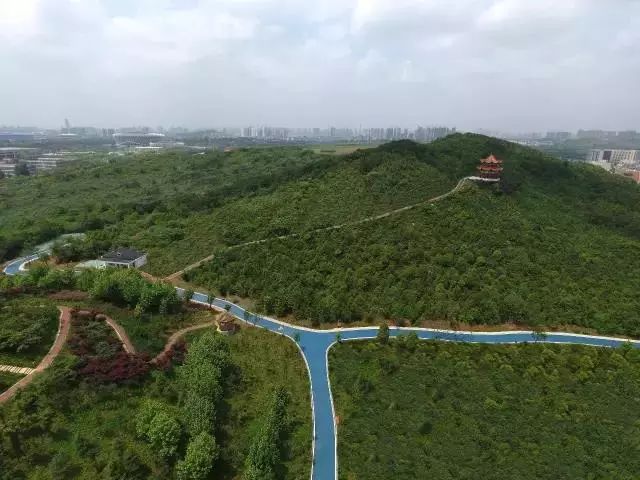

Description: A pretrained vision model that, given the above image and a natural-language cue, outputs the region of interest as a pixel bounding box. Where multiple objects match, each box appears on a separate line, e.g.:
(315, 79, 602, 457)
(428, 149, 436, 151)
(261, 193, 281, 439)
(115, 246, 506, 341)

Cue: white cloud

(0, 0, 41, 42)
(0, 0, 638, 131)
(477, 0, 583, 28)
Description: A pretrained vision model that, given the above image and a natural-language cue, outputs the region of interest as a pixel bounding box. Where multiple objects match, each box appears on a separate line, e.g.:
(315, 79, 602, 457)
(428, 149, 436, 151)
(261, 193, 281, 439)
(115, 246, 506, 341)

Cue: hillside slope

(3, 134, 640, 335)
(186, 135, 640, 336)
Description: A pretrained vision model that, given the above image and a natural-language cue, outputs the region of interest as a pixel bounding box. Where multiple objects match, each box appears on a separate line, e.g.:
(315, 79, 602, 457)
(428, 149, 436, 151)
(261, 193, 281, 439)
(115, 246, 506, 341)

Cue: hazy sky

(1, 0, 638, 131)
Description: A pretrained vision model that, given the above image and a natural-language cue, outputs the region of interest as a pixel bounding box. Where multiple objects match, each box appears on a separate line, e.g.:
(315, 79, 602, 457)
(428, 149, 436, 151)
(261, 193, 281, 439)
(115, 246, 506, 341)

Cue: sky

(0, 0, 638, 132)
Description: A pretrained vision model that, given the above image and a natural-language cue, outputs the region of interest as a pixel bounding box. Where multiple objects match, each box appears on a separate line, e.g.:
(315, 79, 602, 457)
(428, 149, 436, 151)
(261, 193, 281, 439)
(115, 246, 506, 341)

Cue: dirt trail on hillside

(165, 176, 474, 281)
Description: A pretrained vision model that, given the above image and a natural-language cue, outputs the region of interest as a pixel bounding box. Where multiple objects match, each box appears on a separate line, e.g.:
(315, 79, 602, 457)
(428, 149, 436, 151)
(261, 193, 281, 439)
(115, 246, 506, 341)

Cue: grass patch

(330, 339, 640, 480)
(0, 295, 59, 367)
(220, 326, 312, 479)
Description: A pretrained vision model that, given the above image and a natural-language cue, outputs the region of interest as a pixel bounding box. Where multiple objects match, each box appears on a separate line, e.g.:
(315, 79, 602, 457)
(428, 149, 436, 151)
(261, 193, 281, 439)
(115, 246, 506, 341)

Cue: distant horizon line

(1, 125, 639, 137)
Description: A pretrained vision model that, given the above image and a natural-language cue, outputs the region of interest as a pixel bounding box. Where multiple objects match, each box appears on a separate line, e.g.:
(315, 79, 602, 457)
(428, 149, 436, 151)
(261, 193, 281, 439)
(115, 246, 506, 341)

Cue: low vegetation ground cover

(67, 299, 216, 357)
(1, 266, 218, 357)
(0, 372, 22, 392)
(0, 295, 59, 367)
(0, 311, 311, 480)
(330, 339, 640, 480)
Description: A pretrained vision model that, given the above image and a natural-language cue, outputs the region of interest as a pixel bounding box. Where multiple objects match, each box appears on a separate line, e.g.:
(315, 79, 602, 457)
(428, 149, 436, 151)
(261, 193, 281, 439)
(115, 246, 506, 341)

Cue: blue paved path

(6, 258, 640, 480)
(2, 254, 41, 276)
(186, 292, 640, 480)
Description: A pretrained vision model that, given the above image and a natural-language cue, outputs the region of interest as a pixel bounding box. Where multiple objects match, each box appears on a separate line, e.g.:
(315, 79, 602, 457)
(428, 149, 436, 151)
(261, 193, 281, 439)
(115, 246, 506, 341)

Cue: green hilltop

(186, 134, 640, 336)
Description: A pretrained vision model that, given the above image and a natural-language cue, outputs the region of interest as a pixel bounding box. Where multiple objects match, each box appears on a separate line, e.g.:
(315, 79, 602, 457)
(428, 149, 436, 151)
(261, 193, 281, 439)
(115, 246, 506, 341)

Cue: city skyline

(1, 0, 639, 131)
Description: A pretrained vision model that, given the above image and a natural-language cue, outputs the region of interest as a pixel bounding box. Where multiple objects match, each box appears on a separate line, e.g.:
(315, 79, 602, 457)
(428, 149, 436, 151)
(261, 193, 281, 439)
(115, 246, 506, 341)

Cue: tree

(377, 324, 390, 345)
(15, 163, 29, 176)
(183, 393, 216, 436)
(175, 432, 219, 480)
(136, 399, 170, 438)
(335, 333, 342, 344)
(532, 326, 548, 343)
(183, 288, 195, 304)
(179, 361, 224, 400)
(101, 447, 149, 480)
(405, 332, 419, 352)
(243, 388, 288, 480)
(207, 293, 215, 309)
(146, 412, 182, 459)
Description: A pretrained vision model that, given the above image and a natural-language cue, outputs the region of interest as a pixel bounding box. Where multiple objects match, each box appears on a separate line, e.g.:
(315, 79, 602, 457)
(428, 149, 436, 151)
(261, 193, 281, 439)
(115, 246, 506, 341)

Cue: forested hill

(185, 135, 640, 336)
(3, 134, 640, 335)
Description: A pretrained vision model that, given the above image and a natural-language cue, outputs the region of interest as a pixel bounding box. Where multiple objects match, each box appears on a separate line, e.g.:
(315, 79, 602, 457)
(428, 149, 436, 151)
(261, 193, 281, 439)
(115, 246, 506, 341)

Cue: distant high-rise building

(413, 126, 455, 142)
(546, 131, 571, 141)
(577, 130, 617, 141)
(617, 130, 640, 142)
(587, 149, 639, 166)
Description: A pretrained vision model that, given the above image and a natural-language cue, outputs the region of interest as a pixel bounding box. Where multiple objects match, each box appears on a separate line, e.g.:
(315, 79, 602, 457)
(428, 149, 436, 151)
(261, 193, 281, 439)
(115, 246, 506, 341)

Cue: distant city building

(577, 130, 618, 142)
(0, 131, 45, 142)
(414, 126, 456, 142)
(0, 161, 17, 177)
(546, 131, 571, 141)
(587, 149, 639, 166)
(0, 147, 38, 176)
(616, 130, 640, 143)
(27, 152, 79, 173)
(113, 132, 165, 146)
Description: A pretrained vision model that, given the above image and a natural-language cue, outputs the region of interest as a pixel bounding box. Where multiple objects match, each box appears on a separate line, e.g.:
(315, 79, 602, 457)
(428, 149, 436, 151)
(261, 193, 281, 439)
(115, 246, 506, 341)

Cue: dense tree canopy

(186, 135, 640, 335)
(331, 340, 640, 480)
(3, 134, 640, 335)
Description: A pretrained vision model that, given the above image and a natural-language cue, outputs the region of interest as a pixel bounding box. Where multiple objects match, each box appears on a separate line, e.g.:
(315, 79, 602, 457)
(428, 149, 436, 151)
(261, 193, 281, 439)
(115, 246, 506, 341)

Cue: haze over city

(1, 0, 638, 132)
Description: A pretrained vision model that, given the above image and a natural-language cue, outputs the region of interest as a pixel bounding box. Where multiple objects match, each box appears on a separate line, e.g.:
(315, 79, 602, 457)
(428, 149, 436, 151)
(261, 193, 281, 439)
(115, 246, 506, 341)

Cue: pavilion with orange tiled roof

(477, 154, 503, 180)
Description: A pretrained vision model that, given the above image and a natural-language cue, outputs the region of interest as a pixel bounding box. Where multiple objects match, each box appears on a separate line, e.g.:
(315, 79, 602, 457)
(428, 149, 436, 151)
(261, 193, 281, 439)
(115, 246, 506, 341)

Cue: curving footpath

(2, 254, 41, 276)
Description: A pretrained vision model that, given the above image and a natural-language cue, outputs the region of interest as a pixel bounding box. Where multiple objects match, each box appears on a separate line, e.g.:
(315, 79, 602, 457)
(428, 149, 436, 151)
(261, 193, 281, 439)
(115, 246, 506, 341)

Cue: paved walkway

(183, 292, 640, 480)
(0, 307, 71, 404)
(151, 322, 215, 364)
(102, 315, 136, 354)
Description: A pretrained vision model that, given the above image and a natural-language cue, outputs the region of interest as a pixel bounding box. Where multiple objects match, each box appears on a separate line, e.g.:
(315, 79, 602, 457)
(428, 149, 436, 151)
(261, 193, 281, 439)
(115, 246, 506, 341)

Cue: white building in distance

(587, 149, 640, 167)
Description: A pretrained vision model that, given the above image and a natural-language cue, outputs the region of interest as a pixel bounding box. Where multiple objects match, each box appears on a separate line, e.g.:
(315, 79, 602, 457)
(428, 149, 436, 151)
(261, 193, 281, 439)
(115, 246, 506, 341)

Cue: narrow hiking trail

(150, 321, 216, 365)
(0, 306, 217, 404)
(165, 176, 479, 280)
